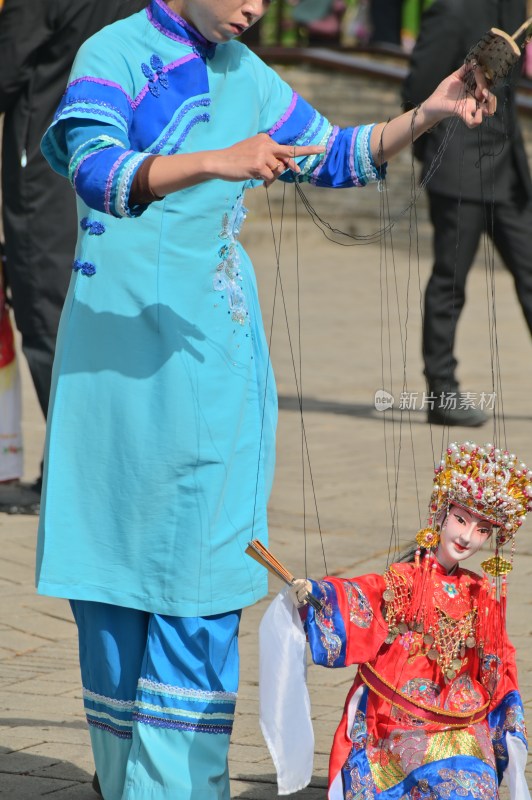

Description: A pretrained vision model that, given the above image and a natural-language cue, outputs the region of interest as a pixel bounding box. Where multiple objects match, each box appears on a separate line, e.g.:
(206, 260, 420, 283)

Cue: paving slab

(1, 182, 532, 799)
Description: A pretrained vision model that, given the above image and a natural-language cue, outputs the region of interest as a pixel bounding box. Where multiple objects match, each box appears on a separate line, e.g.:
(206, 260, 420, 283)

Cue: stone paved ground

(1, 178, 532, 798)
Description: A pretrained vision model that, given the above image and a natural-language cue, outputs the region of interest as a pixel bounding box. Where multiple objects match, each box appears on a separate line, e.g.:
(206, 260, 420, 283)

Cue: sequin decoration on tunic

(342, 580, 373, 628)
(214, 195, 249, 325)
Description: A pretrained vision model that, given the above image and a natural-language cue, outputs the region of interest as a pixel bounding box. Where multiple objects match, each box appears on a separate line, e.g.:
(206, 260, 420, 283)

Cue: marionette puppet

(256, 442, 531, 799)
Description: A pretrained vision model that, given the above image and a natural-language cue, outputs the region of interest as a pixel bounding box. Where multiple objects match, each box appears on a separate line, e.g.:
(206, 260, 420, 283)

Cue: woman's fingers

(276, 143, 325, 174)
(261, 143, 325, 185)
(221, 134, 325, 184)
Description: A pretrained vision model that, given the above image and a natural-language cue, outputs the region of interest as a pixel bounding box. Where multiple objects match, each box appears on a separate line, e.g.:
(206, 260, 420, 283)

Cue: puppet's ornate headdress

(416, 441, 532, 575)
(388, 442, 532, 669)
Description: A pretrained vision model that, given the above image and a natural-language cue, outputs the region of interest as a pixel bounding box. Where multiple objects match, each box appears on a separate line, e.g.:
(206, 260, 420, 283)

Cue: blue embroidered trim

(87, 718, 133, 739)
(69, 135, 125, 187)
(115, 152, 151, 217)
(133, 712, 232, 734)
(56, 98, 129, 129)
(151, 98, 211, 155)
(167, 113, 210, 155)
(294, 109, 320, 145)
(73, 259, 97, 276)
(80, 217, 106, 235)
(489, 689, 528, 782)
(83, 687, 135, 710)
(147, 0, 216, 59)
(137, 678, 237, 703)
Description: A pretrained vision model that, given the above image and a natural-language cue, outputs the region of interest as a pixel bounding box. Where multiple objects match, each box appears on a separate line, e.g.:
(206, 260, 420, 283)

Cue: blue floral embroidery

(73, 259, 96, 277)
(141, 54, 169, 98)
(481, 653, 502, 696)
(442, 581, 459, 598)
(313, 581, 343, 667)
(214, 196, 249, 325)
(80, 217, 105, 235)
(435, 767, 497, 798)
(342, 580, 373, 628)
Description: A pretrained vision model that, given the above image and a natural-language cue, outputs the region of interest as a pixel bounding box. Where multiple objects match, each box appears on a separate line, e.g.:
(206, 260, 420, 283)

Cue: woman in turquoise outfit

(37, 0, 495, 796)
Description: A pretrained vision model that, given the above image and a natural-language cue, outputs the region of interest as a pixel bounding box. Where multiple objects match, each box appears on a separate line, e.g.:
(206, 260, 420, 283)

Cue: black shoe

(0, 480, 41, 515)
(92, 773, 103, 798)
(427, 388, 488, 428)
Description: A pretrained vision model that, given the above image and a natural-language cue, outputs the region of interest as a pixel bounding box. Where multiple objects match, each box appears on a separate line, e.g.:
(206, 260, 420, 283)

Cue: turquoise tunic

(37, 0, 382, 616)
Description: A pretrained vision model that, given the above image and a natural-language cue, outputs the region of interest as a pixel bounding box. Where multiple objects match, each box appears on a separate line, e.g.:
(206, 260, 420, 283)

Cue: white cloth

(259, 589, 314, 795)
(504, 734, 532, 800)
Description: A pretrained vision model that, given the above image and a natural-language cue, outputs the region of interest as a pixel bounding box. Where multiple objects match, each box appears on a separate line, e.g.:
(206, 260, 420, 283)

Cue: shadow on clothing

(60, 301, 206, 377)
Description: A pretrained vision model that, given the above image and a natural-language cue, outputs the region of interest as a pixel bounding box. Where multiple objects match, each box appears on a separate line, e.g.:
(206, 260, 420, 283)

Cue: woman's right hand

(289, 578, 313, 608)
(212, 133, 326, 187)
(148, 134, 325, 197)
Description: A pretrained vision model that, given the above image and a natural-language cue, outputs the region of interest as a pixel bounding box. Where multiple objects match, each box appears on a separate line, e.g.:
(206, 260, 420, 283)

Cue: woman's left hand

(424, 63, 497, 129)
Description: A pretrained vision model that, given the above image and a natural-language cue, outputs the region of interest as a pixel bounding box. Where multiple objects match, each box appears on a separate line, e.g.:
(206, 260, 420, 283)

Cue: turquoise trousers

(70, 601, 241, 800)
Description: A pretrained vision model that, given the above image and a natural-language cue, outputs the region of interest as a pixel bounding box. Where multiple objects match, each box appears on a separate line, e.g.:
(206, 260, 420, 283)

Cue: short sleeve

(41, 29, 153, 218)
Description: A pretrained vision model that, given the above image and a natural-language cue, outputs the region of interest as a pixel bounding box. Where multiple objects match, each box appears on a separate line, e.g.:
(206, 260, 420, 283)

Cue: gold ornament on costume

(480, 555, 513, 577)
(416, 527, 440, 550)
(429, 442, 532, 546)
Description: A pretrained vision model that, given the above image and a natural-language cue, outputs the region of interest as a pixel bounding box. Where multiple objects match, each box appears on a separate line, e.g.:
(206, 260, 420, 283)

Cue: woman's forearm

(147, 135, 326, 196)
(370, 103, 440, 166)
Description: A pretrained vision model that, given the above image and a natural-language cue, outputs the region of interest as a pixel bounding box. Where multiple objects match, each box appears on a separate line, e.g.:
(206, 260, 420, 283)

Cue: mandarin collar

(148, 0, 217, 59)
(429, 553, 461, 578)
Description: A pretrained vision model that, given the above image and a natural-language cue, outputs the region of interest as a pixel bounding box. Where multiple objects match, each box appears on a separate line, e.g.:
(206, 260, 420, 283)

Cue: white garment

(504, 734, 532, 800)
(259, 590, 314, 795)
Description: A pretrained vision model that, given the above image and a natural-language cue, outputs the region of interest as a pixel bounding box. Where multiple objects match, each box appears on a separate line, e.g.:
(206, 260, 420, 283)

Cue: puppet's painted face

(167, 0, 272, 42)
(436, 504, 494, 571)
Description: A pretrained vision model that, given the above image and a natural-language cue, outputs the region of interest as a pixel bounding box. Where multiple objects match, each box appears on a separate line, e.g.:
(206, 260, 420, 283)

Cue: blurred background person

(0, 243, 23, 491)
(401, 0, 433, 52)
(402, 0, 532, 427)
(0, 0, 138, 513)
(292, 0, 347, 46)
(369, 0, 402, 47)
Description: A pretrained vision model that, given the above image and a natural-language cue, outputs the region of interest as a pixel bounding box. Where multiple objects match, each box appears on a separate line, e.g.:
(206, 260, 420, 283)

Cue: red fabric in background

(0, 286, 15, 368)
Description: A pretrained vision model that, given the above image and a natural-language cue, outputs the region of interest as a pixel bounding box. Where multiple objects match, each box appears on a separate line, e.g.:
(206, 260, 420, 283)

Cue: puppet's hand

(290, 578, 313, 608)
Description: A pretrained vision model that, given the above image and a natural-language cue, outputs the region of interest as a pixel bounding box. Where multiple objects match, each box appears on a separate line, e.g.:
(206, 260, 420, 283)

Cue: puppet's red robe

(303, 559, 528, 798)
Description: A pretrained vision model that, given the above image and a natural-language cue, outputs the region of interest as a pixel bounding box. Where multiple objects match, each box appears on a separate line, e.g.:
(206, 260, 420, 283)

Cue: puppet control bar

(466, 15, 532, 86)
(245, 539, 323, 612)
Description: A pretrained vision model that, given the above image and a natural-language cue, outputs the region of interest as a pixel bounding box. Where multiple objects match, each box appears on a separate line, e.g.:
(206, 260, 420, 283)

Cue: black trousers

(369, 0, 402, 45)
(423, 191, 532, 388)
